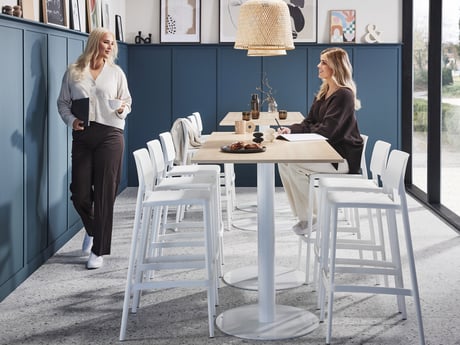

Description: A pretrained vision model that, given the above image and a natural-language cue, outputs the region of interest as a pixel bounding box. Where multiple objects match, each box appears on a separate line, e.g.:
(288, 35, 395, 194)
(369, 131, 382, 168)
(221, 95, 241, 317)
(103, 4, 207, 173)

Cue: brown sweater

(289, 88, 363, 174)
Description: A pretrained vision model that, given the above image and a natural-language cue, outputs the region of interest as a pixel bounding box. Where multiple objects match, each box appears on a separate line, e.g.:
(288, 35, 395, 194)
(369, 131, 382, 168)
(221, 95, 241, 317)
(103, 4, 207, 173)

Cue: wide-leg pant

(277, 161, 349, 223)
(70, 122, 124, 256)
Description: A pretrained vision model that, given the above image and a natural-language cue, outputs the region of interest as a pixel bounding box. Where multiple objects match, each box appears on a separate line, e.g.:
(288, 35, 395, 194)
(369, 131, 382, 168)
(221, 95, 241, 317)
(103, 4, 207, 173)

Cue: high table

(220, 111, 308, 291)
(219, 111, 305, 128)
(191, 132, 343, 340)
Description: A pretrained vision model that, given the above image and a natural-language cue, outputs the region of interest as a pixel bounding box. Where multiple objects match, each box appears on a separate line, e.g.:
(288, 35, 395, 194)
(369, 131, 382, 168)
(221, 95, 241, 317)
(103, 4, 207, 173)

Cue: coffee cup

(235, 120, 246, 134)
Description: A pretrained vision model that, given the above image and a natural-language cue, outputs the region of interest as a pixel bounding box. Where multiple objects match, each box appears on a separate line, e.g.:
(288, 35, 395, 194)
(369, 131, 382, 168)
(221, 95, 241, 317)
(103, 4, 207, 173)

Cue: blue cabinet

(0, 24, 24, 295)
(0, 17, 129, 301)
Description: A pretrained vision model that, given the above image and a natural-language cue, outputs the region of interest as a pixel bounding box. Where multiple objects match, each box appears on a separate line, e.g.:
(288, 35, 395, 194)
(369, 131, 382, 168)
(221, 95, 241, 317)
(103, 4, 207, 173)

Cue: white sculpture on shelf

(364, 24, 382, 43)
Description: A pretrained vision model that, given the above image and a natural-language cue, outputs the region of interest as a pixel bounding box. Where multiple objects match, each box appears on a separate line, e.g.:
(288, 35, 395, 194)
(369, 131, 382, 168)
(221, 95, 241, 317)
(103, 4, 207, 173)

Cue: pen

(275, 117, 282, 129)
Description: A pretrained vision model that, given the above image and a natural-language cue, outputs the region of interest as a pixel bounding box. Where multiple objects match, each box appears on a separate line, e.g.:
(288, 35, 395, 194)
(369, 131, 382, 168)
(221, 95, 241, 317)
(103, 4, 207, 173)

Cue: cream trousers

(278, 161, 349, 223)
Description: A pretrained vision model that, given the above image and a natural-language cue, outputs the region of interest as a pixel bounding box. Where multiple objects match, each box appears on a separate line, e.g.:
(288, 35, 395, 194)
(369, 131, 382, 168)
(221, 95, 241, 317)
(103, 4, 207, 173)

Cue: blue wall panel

(0, 25, 25, 290)
(218, 47, 262, 123)
(127, 46, 172, 185)
(48, 35, 70, 246)
(24, 30, 48, 262)
(66, 38, 86, 231)
(172, 47, 217, 130)
(354, 46, 401, 153)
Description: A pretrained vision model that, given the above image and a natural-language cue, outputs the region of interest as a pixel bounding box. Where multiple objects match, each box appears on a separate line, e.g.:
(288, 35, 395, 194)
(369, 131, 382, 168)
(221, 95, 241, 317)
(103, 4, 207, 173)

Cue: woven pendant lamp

(247, 49, 287, 56)
(234, 0, 294, 53)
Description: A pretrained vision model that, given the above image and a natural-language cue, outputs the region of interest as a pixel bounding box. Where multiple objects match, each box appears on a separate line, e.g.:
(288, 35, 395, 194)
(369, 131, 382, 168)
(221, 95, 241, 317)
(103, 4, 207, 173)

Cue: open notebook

(276, 133, 327, 141)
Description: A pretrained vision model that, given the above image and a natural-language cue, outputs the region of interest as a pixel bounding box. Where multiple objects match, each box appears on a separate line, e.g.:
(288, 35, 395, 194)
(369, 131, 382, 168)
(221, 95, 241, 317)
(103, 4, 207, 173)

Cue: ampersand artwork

(364, 24, 382, 43)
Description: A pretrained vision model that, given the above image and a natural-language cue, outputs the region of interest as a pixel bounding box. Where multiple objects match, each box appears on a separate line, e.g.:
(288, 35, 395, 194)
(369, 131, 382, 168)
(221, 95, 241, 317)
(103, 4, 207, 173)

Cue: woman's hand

(117, 102, 126, 115)
(277, 126, 291, 134)
(72, 119, 85, 131)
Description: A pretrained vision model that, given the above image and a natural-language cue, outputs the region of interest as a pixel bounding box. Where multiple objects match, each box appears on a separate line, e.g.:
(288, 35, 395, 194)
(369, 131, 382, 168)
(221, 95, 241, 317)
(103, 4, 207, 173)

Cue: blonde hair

(69, 27, 118, 81)
(316, 47, 361, 110)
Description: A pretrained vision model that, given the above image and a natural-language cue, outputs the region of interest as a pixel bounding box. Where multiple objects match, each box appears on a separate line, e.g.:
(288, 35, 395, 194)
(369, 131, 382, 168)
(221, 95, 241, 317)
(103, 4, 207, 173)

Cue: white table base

(223, 265, 305, 290)
(215, 304, 319, 340)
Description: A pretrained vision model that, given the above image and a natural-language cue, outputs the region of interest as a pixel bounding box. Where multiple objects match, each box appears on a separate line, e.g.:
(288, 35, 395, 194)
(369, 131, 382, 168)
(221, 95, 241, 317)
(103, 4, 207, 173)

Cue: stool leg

(325, 204, 339, 345)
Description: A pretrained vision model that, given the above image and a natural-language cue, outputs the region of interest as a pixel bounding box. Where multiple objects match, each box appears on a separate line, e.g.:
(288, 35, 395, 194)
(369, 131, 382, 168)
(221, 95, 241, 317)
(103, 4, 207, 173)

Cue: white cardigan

(57, 63, 132, 130)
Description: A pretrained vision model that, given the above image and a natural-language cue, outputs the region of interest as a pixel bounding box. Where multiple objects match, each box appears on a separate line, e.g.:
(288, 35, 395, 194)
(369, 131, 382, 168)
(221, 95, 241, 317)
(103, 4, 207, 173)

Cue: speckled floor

(0, 187, 459, 345)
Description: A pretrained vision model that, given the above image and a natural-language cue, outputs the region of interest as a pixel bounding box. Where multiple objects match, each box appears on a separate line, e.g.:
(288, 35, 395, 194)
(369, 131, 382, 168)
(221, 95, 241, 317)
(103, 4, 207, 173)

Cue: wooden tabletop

(191, 132, 344, 164)
(219, 111, 305, 127)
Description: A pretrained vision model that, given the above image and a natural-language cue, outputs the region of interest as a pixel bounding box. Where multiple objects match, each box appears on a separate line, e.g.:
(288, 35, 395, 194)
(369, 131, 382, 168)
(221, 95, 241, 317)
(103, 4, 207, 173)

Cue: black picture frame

(42, 0, 68, 28)
(115, 14, 124, 42)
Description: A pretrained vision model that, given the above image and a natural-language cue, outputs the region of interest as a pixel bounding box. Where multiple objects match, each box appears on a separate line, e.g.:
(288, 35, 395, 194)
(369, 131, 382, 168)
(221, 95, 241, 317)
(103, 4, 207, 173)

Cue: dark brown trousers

(70, 122, 124, 256)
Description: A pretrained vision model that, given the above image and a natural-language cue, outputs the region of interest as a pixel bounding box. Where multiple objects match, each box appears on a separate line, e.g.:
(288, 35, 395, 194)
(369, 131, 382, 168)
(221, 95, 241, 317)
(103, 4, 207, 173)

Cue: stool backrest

(369, 140, 391, 185)
(381, 149, 409, 199)
(133, 148, 155, 194)
(146, 139, 167, 183)
(159, 131, 176, 171)
(359, 134, 369, 178)
(192, 111, 204, 134)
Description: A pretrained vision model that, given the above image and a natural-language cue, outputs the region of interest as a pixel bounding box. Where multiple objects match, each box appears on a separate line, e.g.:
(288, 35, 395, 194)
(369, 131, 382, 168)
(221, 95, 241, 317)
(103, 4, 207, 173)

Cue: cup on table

(278, 110, 288, 120)
(235, 120, 246, 134)
(242, 111, 251, 121)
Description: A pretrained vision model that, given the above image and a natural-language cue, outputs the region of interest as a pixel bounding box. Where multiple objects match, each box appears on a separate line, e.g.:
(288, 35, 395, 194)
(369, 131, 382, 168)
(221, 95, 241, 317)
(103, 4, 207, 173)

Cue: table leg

(215, 163, 319, 340)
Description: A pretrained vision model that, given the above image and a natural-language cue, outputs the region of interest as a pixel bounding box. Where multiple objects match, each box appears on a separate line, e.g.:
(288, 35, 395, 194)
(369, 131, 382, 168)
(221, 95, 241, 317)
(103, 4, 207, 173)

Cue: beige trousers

(278, 161, 349, 223)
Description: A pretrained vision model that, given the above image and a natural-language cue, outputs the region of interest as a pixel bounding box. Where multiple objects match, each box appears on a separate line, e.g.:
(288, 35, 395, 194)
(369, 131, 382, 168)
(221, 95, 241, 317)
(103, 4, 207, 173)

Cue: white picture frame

(160, 0, 201, 43)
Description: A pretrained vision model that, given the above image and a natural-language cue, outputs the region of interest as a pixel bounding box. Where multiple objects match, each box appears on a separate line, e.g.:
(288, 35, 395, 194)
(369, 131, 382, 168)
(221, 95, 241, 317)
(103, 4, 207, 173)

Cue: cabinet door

(48, 35, 69, 243)
(353, 46, 401, 154)
(24, 31, 48, 262)
(0, 25, 24, 290)
(67, 38, 85, 230)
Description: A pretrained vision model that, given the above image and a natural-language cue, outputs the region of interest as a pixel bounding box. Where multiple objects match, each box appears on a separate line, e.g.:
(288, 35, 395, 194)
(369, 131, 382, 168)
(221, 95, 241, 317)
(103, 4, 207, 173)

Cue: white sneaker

(86, 252, 103, 269)
(292, 221, 317, 235)
(81, 233, 93, 256)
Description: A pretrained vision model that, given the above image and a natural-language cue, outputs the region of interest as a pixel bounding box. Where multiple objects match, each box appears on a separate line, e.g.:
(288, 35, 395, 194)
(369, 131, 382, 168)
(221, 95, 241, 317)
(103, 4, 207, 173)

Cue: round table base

(223, 265, 305, 290)
(216, 304, 319, 340)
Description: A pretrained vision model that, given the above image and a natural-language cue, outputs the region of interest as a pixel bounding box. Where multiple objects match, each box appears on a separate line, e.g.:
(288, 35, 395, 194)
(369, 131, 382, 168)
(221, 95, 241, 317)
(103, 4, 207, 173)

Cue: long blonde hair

(69, 27, 118, 81)
(316, 47, 361, 110)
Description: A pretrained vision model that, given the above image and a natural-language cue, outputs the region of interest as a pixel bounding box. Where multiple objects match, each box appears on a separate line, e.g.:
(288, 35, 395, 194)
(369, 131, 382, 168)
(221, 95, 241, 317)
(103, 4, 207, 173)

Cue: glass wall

(440, 0, 460, 214)
(412, 0, 460, 220)
(412, 0, 429, 193)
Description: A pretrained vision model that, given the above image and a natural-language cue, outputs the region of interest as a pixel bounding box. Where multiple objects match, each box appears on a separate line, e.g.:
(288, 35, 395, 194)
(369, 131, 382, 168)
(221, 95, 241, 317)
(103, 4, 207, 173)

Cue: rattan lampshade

(234, 0, 294, 52)
(247, 49, 287, 56)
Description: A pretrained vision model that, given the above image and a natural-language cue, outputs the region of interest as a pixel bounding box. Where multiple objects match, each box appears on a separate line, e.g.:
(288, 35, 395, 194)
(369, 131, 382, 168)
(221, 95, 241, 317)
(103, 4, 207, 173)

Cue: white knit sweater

(57, 63, 132, 130)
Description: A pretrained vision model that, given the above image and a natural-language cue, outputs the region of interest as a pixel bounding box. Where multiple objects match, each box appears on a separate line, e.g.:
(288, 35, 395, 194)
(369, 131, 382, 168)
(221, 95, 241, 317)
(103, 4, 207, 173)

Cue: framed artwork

(330, 10, 356, 43)
(101, 0, 112, 31)
(115, 15, 124, 42)
(70, 0, 81, 31)
(160, 0, 201, 43)
(86, 0, 101, 32)
(19, 0, 35, 20)
(42, 0, 68, 28)
(219, 0, 317, 43)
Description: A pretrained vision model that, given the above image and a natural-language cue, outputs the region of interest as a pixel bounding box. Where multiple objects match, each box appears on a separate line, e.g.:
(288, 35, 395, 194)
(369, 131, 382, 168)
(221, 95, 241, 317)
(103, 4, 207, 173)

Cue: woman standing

(277, 47, 363, 235)
(57, 28, 132, 269)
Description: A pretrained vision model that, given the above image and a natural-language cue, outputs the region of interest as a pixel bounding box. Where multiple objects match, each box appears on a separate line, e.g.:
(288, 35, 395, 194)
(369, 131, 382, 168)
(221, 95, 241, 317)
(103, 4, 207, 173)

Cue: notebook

(71, 97, 90, 127)
(276, 133, 327, 141)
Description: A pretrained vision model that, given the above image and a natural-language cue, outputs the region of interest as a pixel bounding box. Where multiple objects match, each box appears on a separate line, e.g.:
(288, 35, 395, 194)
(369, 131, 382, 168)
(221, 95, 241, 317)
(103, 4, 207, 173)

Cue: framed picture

(19, 0, 35, 20)
(160, 0, 201, 43)
(86, 0, 101, 32)
(330, 10, 356, 43)
(42, 0, 68, 28)
(115, 14, 124, 42)
(70, 0, 81, 31)
(101, 0, 112, 31)
(219, 0, 317, 43)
